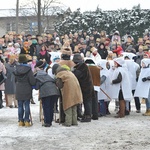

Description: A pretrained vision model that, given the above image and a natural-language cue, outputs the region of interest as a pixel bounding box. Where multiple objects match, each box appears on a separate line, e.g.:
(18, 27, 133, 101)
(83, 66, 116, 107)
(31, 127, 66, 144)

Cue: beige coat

(0, 62, 6, 90)
(56, 70, 83, 111)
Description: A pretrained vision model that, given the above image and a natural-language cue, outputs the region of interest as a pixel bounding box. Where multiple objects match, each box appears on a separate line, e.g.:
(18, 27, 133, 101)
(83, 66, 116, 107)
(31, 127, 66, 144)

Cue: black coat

(73, 63, 94, 101)
(13, 64, 36, 100)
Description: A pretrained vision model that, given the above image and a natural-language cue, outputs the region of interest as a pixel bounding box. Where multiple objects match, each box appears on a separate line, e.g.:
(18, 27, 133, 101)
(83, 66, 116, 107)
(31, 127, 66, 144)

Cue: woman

(39, 44, 50, 64)
(5, 55, 18, 108)
(97, 43, 108, 59)
(34, 61, 60, 127)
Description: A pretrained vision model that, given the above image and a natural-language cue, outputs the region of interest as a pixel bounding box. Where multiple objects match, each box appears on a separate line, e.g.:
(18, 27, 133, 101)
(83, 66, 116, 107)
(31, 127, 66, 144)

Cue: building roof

(0, 6, 70, 17)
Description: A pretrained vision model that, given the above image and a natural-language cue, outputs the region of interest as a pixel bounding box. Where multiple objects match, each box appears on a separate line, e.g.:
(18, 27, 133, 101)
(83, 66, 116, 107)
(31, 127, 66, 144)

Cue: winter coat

(112, 46, 123, 56)
(56, 68, 83, 111)
(13, 64, 36, 100)
(5, 61, 18, 94)
(98, 43, 108, 59)
(0, 61, 6, 91)
(58, 60, 75, 70)
(73, 63, 94, 101)
(35, 70, 60, 99)
(39, 51, 50, 64)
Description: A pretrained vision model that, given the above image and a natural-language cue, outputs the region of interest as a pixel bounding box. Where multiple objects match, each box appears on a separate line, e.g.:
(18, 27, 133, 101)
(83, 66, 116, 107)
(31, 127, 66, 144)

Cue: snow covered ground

(0, 90, 150, 150)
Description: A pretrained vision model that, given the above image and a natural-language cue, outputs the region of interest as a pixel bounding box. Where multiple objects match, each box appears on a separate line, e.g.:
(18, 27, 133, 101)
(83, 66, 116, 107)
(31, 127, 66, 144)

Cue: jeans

(42, 95, 58, 125)
(146, 89, 150, 109)
(99, 100, 106, 115)
(18, 100, 30, 122)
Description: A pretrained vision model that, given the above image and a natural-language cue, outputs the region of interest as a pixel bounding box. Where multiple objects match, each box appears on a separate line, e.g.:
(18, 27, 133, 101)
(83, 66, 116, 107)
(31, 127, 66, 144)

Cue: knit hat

(72, 53, 83, 64)
(35, 61, 46, 69)
(18, 54, 28, 63)
(52, 64, 60, 74)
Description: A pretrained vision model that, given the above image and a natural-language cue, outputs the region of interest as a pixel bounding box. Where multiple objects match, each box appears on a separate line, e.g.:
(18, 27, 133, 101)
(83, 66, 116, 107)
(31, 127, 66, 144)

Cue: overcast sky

(0, 0, 149, 12)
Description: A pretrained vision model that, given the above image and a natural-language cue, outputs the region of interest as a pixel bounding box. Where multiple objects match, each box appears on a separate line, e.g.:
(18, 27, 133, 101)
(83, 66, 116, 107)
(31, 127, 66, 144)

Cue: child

(111, 57, 132, 118)
(34, 60, 60, 127)
(97, 60, 111, 117)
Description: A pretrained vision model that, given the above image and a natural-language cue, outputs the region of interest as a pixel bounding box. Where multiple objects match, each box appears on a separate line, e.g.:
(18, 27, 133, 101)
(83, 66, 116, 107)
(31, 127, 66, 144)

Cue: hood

(13, 65, 31, 76)
(96, 59, 108, 70)
(141, 58, 150, 68)
(114, 57, 125, 66)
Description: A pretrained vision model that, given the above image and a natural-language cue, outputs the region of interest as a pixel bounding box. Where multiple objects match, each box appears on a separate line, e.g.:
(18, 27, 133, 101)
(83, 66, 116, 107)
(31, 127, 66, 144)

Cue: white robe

(134, 67, 150, 98)
(125, 60, 140, 90)
(97, 60, 111, 101)
(110, 66, 133, 101)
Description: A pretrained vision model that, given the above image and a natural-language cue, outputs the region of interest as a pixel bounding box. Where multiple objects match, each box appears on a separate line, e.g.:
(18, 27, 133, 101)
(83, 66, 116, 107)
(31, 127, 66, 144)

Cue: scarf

(40, 50, 46, 56)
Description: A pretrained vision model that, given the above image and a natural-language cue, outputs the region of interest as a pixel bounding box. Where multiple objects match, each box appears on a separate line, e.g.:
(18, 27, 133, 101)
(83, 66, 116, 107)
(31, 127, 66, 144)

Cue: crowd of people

(0, 28, 150, 127)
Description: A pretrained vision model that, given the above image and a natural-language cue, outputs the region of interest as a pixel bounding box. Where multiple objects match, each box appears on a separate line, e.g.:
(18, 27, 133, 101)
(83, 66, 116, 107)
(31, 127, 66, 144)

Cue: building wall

(0, 15, 57, 37)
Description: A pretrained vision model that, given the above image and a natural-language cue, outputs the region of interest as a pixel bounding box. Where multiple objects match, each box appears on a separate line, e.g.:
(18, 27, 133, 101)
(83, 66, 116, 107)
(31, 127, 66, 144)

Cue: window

(6, 23, 16, 32)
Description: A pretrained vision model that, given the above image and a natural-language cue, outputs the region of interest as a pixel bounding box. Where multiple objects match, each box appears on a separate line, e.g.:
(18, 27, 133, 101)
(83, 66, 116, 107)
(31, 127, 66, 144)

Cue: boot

(143, 109, 150, 116)
(24, 121, 31, 127)
(18, 121, 25, 126)
(80, 115, 91, 122)
(30, 98, 36, 104)
(0, 98, 3, 109)
(115, 100, 125, 118)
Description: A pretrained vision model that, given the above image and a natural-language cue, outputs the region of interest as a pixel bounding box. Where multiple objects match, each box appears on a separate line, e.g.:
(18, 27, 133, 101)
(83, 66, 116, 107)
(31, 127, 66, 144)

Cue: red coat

(112, 46, 123, 56)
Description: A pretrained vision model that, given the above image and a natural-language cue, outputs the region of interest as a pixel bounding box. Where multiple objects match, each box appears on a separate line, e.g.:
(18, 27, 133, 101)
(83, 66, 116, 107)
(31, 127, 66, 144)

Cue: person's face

(138, 48, 143, 53)
(90, 36, 94, 40)
(41, 46, 46, 51)
(114, 61, 119, 68)
(100, 44, 104, 49)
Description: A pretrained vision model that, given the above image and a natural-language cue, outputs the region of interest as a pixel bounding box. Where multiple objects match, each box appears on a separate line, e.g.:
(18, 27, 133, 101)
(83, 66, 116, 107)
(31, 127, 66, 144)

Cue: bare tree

(16, 0, 19, 34)
(18, 0, 66, 34)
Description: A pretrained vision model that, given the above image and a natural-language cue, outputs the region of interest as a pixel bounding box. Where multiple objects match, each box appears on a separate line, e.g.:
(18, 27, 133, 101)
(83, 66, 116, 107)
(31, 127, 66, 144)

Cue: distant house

(0, 6, 71, 36)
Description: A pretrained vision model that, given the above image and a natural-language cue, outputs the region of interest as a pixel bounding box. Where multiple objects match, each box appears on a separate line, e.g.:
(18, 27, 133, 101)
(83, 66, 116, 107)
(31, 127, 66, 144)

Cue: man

(72, 54, 98, 121)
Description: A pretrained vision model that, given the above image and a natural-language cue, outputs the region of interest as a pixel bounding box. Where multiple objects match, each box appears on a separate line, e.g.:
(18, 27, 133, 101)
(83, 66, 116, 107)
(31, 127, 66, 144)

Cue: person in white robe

(97, 59, 111, 116)
(124, 56, 141, 113)
(134, 58, 150, 116)
(111, 57, 132, 118)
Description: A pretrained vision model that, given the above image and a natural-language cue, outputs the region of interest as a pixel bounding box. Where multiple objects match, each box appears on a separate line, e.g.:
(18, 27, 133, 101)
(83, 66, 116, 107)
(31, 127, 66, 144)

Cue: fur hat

(18, 54, 28, 63)
(72, 53, 83, 64)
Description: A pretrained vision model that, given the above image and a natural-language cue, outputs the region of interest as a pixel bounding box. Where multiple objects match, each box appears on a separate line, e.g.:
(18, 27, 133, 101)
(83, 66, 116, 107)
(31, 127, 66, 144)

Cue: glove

(142, 77, 147, 82)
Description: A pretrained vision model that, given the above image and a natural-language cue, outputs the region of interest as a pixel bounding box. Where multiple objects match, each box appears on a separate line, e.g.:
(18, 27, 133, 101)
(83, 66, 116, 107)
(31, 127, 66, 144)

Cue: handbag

(0, 71, 7, 85)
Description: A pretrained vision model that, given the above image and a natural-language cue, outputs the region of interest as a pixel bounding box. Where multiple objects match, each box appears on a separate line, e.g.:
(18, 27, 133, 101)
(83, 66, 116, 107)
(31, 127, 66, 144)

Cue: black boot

(0, 98, 3, 109)
(80, 115, 91, 122)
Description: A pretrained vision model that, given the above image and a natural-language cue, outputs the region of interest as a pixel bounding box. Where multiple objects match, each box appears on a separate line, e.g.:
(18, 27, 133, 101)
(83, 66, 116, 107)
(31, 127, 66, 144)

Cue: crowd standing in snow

(0, 29, 150, 127)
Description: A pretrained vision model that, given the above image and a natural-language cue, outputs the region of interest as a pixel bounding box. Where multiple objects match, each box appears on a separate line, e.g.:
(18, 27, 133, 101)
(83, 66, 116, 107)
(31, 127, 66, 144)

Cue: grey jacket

(5, 62, 18, 94)
(35, 70, 60, 98)
(13, 64, 36, 100)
